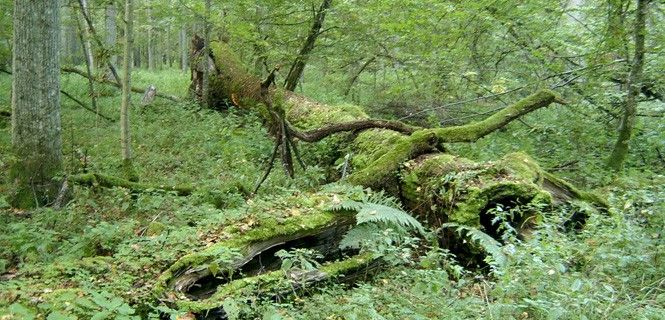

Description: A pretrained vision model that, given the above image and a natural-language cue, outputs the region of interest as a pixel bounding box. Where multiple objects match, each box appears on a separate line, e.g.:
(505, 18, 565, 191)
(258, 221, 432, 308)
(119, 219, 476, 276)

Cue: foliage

(1, 0, 665, 318)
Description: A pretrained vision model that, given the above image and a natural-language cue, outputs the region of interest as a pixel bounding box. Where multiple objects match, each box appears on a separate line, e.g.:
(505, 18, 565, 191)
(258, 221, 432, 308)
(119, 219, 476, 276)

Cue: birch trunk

(179, 26, 187, 72)
(79, 0, 95, 73)
(147, 4, 155, 71)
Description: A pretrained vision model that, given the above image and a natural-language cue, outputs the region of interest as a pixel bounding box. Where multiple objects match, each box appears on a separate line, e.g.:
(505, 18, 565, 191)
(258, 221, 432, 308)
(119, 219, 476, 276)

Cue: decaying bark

(153, 192, 381, 317)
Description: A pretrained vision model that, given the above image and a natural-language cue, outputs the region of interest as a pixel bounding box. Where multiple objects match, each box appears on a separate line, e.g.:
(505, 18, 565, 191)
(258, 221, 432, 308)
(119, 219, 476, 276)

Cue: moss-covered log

(204, 38, 607, 229)
(153, 191, 383, 317)
(159, 41, 609, 314)
(70, 173, 194, 195)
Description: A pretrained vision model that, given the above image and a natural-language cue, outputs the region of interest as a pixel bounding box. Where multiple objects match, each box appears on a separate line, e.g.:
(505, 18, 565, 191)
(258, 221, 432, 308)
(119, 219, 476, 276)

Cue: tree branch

(291, 119, 419, 142)
(431, 89, 566, 143)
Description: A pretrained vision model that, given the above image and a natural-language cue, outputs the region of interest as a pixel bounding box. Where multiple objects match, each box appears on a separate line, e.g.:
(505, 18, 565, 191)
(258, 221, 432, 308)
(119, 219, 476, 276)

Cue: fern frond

(329, 199, 363, 212)
(362, 190, 402, 208)
(339, 224, 381, 249)
(357, 203, 424, 234)
(441, 223, 507, 268)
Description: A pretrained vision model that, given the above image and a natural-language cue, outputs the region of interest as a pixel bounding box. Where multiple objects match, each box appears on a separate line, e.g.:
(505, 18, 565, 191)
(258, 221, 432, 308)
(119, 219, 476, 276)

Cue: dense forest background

(0, 0, 663, 319)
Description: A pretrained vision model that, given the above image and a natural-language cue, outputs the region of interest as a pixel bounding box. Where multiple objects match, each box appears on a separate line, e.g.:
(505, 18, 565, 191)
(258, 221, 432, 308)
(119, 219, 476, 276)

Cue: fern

(440, 223, 507, 268)
(330, 189, 425, 250)
(338, 224, 380, 250)
(356, 203, 424, 234)
(330, 199, 364, 212)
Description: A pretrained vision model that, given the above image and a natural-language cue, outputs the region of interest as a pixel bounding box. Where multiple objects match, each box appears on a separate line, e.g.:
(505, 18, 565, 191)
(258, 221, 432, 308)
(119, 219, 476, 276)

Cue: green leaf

(90, 310, 112, 320)
(9, 303, 37, 320)
(47, 311, 76, 320)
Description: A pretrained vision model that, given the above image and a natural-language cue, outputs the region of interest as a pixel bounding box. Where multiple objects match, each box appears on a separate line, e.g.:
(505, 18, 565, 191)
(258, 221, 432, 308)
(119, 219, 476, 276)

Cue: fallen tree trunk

(154, 152, 605, 317)
(70, 173, 193, 195)
(150, 42, 607, 317)
(61, 67, 181, 102)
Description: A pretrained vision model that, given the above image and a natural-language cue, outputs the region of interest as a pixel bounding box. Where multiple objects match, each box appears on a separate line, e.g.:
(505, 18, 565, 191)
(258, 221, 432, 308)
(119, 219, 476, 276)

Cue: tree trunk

(202, 0, 211, 106)
(121, 0, 136, 181)
(75, 11, 99, 124)
(253, 5, 268, 77)
(79, 0, 95, 74)
(10, 0, 63, 208)
(147, 3, 155, 71)
(105, 2, 118, 67)
(179, 26, 187, 72)
(607, 0, 650, 171)
(283, 0, 333, 92)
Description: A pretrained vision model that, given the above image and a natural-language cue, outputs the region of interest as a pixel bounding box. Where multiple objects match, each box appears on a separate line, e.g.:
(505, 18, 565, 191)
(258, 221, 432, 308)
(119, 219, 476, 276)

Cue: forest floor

(0, 71, 663, 319)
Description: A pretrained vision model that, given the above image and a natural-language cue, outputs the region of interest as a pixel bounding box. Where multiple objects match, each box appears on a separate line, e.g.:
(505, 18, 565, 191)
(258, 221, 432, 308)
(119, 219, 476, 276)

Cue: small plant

(275, 248, 323, 272)
(440, 222, 508, 270)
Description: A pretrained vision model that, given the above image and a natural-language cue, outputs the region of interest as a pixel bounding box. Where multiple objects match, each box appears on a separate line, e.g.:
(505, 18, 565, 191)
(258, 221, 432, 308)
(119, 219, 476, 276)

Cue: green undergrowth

(243, 178, 665, 319)
(1, 69, 664, 319)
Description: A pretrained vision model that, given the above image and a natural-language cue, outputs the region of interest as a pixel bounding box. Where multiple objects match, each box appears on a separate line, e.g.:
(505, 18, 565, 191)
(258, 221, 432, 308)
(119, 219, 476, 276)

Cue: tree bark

(121, 0, 136, 181)
(75, 11, 99, 124)
(10, 0, 63, 208)
(607, 0, 650, 171)
(79, 0, 95, 74)
(283, 0, 333, 91)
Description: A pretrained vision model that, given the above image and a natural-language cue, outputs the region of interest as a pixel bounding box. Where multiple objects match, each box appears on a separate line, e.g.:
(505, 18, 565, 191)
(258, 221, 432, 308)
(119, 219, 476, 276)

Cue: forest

(0, 0, 663, 319)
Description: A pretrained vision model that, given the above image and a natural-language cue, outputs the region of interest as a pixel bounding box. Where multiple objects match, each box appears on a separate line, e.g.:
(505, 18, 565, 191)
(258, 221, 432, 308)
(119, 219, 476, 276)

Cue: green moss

(121, 158, 139, 182)
(347, 130, 439, 190)
(146, 222, 166, 236)
(431, 90, 559, 143)
(400, 152, 557, 227)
